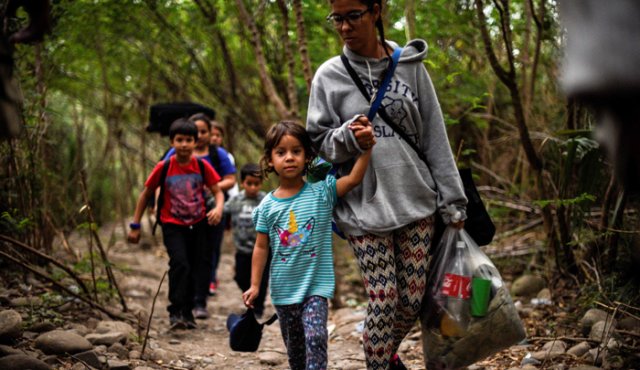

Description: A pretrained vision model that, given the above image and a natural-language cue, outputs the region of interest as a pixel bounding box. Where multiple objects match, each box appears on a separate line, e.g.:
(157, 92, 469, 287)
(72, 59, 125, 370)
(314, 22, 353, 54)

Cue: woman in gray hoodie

(306, 0, 467, 369)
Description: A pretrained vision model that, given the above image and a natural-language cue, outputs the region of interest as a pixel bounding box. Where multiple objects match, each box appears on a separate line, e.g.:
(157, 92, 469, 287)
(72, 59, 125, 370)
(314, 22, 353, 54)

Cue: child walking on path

(162, 114, 237, 318)
(242, 120, 374, 370)
(128, 118, 225, 330)
(224, 163, 269, 317)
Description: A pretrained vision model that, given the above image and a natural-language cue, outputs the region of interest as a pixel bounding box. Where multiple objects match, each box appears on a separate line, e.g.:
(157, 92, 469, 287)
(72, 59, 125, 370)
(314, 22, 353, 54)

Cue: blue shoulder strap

(367, 47, 402, 121)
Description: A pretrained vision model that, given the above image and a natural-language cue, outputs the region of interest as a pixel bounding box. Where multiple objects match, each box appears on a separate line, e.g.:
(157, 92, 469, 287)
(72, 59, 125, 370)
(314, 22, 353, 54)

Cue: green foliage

(534, 192, 596, 209)
(0, 210, 33, 235)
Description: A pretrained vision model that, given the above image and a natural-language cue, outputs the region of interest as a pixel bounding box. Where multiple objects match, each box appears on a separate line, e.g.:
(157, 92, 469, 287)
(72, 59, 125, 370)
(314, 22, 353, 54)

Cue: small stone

(0, 309, 22, 342)
(9, 296, 41, 307)
(70, 363, 86, 370)
(27, 321, 57, 333)
(521, 366, 540, 370)
(150, 348, 179, 363)
(581, 309, 613, 336)
(0, 354, 51, 370)
(567, 341, 591, 357)
(34, 330, 93, 355)
(85, 332, 127, 346)
(22, 331, 38, 340)
(108, 342, 130, 359)
(107, 359, 131, 370)
(589, 320, 616, 343)
(618, 316, 640, 331)
(537, 288, 552, 299)
(96, 321, 135, 337)
(258, 351, 284, 366)
(41, 355, 59, 365)
(0, 344, 23, 356)
(169, 338, 181, 345)
(66, 323, 90, 337)
(129, 350, 141, 359)
(511, 275, 546, 297)
(73, 349, 102, 369)
(542, 340, 567, 353)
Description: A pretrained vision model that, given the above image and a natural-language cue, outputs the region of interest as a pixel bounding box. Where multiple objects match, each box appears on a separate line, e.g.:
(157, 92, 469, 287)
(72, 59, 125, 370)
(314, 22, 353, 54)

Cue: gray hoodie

(306, 39, 467, 236)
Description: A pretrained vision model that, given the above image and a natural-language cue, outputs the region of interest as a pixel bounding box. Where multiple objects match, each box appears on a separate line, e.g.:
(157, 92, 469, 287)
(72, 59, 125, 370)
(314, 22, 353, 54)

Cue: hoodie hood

(342, 39, 428, 64)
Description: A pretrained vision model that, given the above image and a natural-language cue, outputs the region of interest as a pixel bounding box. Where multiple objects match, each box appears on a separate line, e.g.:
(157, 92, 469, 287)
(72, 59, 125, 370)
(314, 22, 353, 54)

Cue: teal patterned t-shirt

(252, 176, 338, 305)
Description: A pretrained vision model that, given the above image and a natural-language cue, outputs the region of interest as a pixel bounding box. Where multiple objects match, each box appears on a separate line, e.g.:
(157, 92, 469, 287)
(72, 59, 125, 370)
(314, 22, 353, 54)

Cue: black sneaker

(169, 314, 187, 331)
(183, 312, 197, 329)
(193, 306, 209, 319)
(390, 353, 407, 370)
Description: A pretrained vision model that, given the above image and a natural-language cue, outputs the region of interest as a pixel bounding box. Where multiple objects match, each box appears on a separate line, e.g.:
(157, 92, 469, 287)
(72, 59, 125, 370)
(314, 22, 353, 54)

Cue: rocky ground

(1, 225, 639, 369)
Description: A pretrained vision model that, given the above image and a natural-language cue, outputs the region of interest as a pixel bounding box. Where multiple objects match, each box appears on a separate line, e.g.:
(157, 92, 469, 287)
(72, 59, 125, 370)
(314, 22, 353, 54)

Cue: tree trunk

(293, 0, 313, 94)
(404, 0, 417, 41)
(234, 0, 290, 119)
(276, 0, 300, 119)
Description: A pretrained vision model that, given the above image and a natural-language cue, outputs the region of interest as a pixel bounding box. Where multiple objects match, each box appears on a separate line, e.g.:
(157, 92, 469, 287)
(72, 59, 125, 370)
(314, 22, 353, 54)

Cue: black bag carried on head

(340, 51, 495, 247)
(226, 309, 278, 352)
(147, 102, 216, 136)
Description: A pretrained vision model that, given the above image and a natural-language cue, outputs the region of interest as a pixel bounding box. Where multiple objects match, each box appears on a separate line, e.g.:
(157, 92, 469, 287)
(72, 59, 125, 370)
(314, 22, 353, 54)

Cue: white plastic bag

(421, 227, 526, 369)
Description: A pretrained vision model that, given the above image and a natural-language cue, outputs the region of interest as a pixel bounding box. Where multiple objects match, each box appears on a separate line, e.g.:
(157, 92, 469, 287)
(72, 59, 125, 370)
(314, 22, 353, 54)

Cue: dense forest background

(1, 0, 638, 306)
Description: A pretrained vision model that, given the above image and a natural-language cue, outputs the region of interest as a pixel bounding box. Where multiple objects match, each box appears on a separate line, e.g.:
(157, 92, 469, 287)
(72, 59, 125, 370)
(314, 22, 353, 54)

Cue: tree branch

(0, 234, 91, 297)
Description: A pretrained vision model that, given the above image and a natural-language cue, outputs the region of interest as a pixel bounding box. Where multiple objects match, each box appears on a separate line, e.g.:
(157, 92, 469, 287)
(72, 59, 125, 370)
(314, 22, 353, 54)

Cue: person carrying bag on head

(306, 1, 467, 369)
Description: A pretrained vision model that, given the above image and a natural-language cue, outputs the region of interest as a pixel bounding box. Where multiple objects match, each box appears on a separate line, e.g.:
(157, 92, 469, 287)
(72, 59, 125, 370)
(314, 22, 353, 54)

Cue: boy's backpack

(152, 157, 207, 235)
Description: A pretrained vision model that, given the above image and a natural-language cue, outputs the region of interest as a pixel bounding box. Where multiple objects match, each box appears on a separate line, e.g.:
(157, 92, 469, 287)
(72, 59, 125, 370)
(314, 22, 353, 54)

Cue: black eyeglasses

(326, 9, 370, 28)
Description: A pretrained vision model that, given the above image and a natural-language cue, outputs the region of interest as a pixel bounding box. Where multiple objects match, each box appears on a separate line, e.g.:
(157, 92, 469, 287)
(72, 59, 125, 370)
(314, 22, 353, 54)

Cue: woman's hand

(450, 220, 465, 229)
(350, 115, 376, 150)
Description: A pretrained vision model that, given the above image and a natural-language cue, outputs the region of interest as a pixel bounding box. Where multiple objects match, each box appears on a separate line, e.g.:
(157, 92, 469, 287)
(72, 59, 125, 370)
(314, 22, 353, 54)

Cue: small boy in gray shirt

(224, 163, 269, 317)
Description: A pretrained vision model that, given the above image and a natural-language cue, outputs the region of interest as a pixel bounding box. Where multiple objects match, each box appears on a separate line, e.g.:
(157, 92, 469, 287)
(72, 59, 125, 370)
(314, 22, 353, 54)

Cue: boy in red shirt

(128, 118, 224, 330)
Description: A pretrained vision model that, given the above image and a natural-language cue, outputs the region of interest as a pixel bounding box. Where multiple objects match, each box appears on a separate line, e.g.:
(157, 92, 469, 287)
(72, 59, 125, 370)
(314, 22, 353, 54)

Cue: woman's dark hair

(188, 113, 212, 130)
(169, 118, 198, 140)
(331, 0, 390, 59)
(260, 121, 317, 178)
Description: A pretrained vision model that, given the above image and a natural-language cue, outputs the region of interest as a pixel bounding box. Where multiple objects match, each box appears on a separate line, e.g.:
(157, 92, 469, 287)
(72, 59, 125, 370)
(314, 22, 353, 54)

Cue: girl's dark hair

(188, 113, 212, 130)
(169, 118, 198, 140)
(260, 121, 317, 178)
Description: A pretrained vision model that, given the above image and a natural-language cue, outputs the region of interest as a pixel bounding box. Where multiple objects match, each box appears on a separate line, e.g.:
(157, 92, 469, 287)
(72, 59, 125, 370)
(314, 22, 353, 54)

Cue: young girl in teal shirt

(243, 120, 373, 370)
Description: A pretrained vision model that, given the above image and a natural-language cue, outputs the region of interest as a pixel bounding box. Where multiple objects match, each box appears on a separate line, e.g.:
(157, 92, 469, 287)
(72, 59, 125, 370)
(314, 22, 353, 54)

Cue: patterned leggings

(275, 295, 329, 370)
(348, 217, 434, 370)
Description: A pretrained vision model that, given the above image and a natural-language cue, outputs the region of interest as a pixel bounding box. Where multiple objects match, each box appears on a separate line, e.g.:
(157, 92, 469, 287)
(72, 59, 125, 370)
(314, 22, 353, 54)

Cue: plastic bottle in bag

(440, 240, 471, 336)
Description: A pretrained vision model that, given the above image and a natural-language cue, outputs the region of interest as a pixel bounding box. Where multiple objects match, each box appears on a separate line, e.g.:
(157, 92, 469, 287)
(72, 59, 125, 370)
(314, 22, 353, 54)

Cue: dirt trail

(110, 230, 427, 369)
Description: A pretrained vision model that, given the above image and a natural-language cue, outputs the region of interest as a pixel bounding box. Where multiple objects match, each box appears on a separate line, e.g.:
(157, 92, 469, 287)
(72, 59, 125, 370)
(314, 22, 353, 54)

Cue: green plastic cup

(470, 277, 492, 317)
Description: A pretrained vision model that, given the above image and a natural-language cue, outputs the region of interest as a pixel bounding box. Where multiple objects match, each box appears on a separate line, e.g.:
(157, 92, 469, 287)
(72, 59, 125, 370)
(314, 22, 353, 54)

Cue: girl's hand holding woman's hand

(350, 115, 376, 150)
(450, 220, 465, 229)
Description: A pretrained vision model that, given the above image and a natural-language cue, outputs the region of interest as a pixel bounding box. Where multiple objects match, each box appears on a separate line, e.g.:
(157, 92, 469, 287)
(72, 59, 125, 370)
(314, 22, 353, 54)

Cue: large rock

(0, 309, 22, 342)
(85, 332, 127, 346)
(531, 340, 567, 361)
(581, 308, 614, 336)
(567, 341, 591, 357)
(34, 330, 93, 354)
(510, 275, 546, 297)
(0, 344, 23, 356)
(589, 320, 617, 343)
(95, 321, 135, 336)
(0, 354, 51, 370)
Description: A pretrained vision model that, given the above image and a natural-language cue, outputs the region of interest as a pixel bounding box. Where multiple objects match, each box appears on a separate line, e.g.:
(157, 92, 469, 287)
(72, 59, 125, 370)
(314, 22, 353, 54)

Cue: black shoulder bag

(340, 51, 495, 246)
